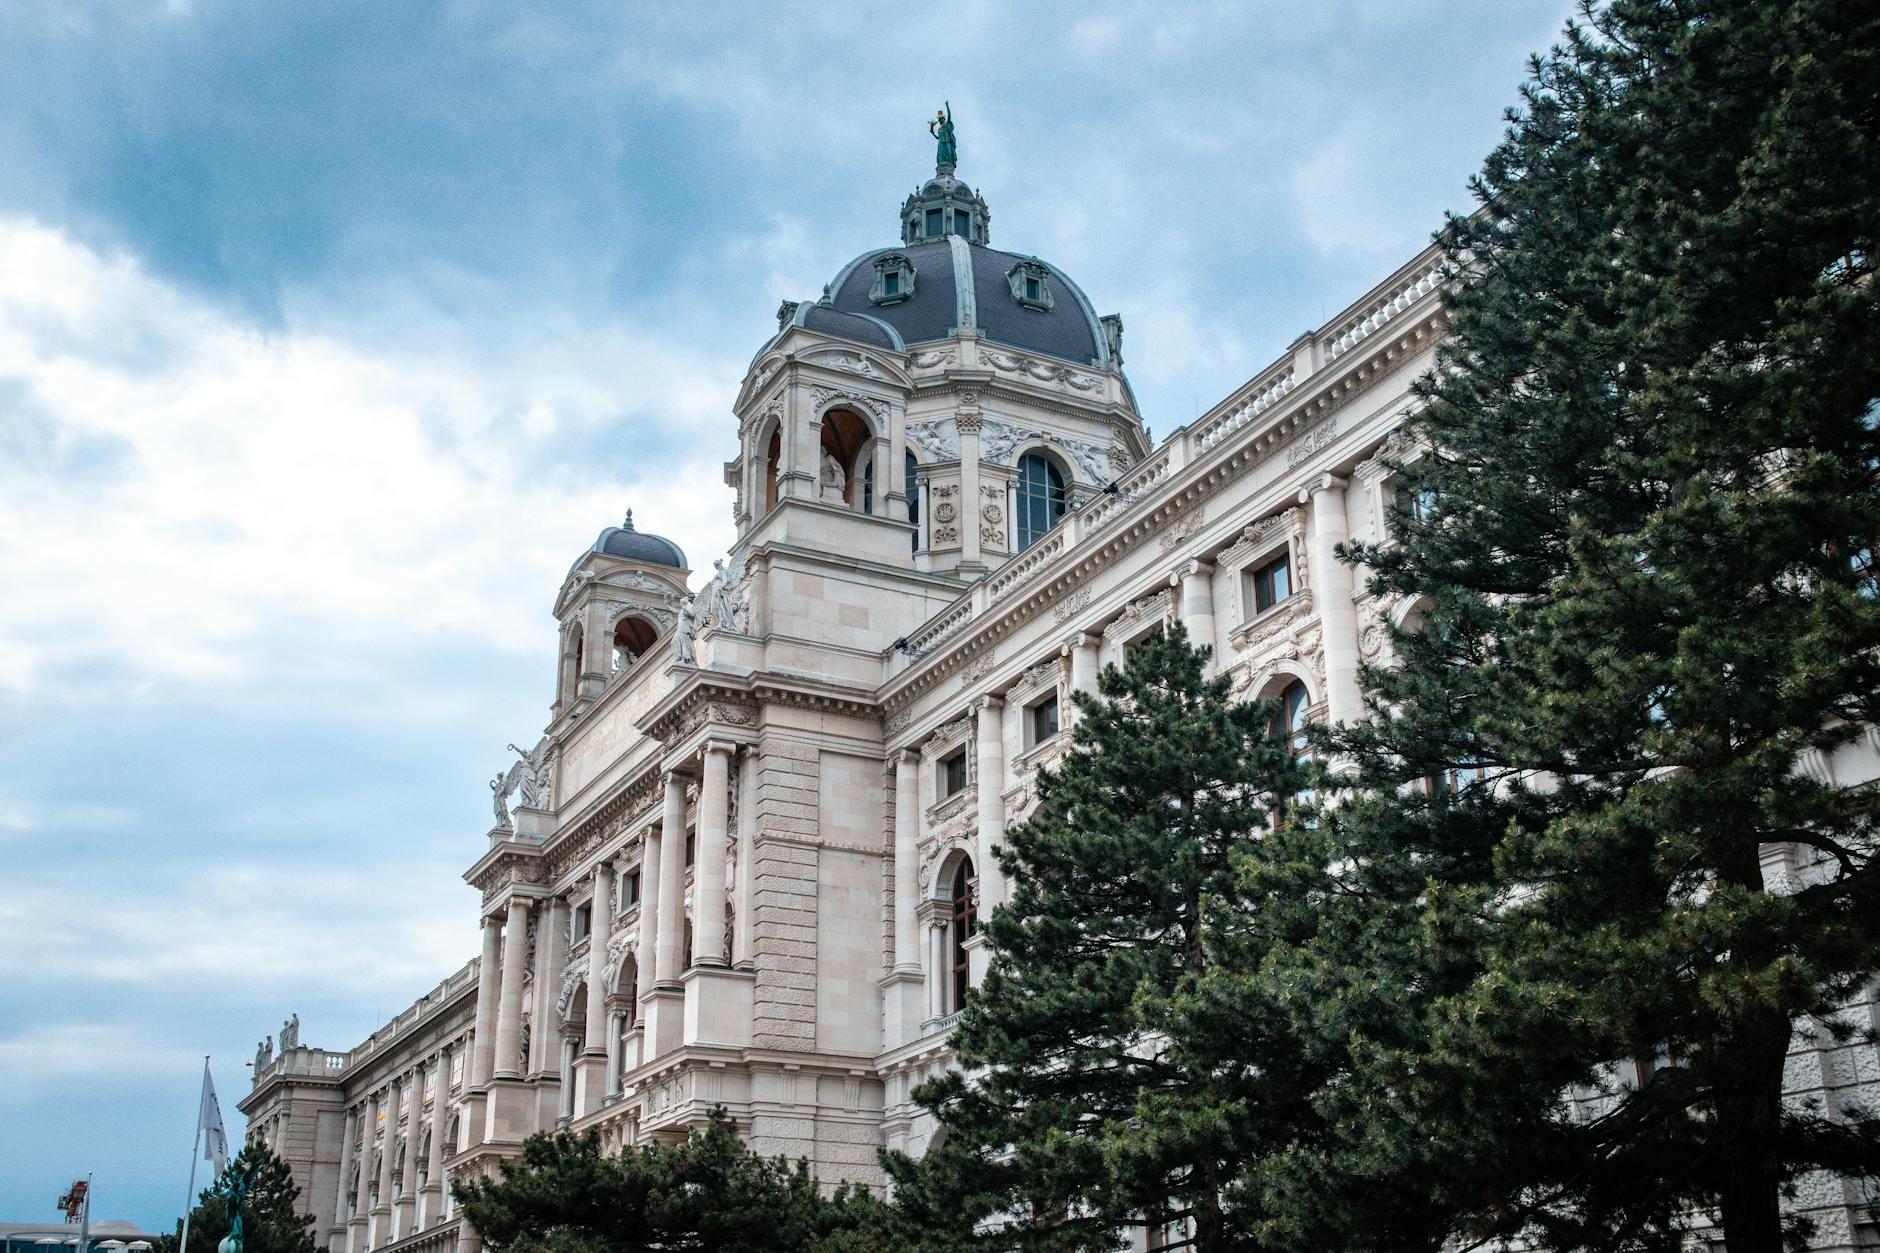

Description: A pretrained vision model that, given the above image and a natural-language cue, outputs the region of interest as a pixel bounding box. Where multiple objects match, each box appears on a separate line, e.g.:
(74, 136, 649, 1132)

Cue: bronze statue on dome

(930, 104, 957, 170)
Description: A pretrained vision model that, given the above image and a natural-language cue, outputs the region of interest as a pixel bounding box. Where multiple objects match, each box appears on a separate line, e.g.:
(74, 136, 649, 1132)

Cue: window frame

(938, 747, 969, 799)
(1026, 690, 1061, 749)
(1014, 452, 1068, 550)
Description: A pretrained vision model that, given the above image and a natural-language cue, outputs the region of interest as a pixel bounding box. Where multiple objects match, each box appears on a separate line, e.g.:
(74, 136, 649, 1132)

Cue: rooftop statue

(930, 103, 957, 170)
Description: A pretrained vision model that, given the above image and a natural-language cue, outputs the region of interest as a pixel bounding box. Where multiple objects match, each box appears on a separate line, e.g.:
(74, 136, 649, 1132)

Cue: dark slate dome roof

(811, 238, 1110, 368)
(585, 511, 686, 570)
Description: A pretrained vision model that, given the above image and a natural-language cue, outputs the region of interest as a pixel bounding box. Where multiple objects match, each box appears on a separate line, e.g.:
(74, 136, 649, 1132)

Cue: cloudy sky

(0, 0, 1573, 1229)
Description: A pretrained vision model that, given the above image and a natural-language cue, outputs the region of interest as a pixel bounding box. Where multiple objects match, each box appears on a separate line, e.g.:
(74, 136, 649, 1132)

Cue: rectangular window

(450, 1052, 464, 1086)
(1247, 551, 1292, 615)
(571, 904, 590, 942)
(940, 748, 968, 798)
(954, 210, 971, 235)
(882, 271, 900, 297)
(925, 208, 943, 235)
(1028, 693, 1060, 747)
(1025, 276, 1041, 301)
(621, 870, 640, 908)
(686, 830, 696, 866)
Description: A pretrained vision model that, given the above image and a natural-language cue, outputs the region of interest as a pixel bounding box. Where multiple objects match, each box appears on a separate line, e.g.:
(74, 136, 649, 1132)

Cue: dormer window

(953, 209, 973, 237)
(925, 208, 943, 237)
(870, 253, 916, 305)
(1007, 261, 1054, 312)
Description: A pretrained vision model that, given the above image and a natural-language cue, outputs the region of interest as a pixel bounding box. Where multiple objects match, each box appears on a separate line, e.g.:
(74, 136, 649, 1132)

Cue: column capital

(972, 693, 1004, 716)
(1172, 558, 1215, 583)
(1300, 472, 1349, 502)
(898, 746, 923, 766)
(701, 738, 738, 760)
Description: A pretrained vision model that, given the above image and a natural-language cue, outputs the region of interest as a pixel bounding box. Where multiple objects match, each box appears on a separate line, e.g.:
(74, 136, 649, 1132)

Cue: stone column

(1070, 632, 1100, 701)
(958, 415, 983, 567)
(927, 920, 947, 1020)
(493, 898, 532, 1080)
(655, 773, 687, 982)
(584, 865, 615, 1046)
(636, 824, 662, 997)
(371, 1083, 396, 1247)
(893, 751, 921, 968)
(1303, 474, 1363, 726)
(421, 1049, 448, 1227)
(974, 696, 1006, 917)
(470, 917, 501, 1086)
(529, 898, 567, 1078)
(644, 773, 690, 1057)
(575, 863, 614, 1115)
(395, 1066, 421, 1236)
(887, 404, 909, 523)
(347, 1097, 371, 1251)
(604, 1004, 625, 1096)
(733, 750, 757, 967)
(558, 1035, 578, 1122)
(1177, 560, 1217, 662)
(331, 1104, 357, 1236)
(694, 743, 733, 966)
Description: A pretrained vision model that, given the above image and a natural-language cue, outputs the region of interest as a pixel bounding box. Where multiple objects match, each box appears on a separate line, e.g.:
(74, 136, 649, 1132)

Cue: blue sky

(0, 0, 1574, 1229)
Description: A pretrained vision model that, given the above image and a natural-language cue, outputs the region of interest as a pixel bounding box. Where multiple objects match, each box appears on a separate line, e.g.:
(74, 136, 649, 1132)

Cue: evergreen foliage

(1259, 2, 1880, 1250)
(158, 1146, 319, 1253)
(452, 1108, 892, 1252)
(886, 627, 1317, 1251)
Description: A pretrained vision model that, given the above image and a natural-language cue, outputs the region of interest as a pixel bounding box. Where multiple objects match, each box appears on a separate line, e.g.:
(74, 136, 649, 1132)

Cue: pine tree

(1266, 2, 1880, 1250)
(452, 1108, 892, 1252)
(159, 1146, 320, 1253)
(885, 627, 1318, 1252)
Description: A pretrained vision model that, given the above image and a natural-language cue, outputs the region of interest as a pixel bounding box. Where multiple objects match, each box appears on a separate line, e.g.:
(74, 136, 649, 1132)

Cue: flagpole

(179, 1056, 208, 1253)
(76, 1173, 92, 1253)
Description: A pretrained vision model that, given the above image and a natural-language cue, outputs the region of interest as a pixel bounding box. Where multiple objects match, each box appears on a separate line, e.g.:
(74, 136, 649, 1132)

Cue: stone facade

(239, 150, 1880, 1253)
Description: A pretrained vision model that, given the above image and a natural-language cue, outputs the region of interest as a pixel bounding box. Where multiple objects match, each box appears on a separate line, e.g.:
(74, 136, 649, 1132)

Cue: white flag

(199, 1062, 228, 1174)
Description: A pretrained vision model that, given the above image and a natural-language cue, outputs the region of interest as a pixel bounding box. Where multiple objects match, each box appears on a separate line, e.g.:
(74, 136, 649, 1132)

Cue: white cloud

(0, 217, 739, 696)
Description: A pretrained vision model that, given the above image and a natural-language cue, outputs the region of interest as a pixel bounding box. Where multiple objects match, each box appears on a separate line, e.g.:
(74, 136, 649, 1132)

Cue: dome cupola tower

(900, 105, 991, 245)
(723, 108, 1149, 600)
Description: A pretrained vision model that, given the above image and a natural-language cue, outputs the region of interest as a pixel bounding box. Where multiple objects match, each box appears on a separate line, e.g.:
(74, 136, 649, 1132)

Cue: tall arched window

(1268, 681, 1311, 757)
(763, 424, 781, 513)
(906, 451, 920, 552)
(948, 857, 977, 1013)
(1014, 452, 1067, 550)
(1268, 680, 1313, 826)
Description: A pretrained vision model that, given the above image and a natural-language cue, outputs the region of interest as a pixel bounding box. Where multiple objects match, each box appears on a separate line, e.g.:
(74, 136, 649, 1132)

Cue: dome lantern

(900, 105, 990, 245)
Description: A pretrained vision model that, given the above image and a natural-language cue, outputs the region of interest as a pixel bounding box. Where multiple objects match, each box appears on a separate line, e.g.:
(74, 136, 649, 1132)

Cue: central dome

(767, 120, 1123, 373)
(809, 236, 1113, 368)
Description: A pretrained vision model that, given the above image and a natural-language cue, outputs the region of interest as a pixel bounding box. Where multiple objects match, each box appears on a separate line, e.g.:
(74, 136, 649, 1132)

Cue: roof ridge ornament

(930, 102, 957, 175)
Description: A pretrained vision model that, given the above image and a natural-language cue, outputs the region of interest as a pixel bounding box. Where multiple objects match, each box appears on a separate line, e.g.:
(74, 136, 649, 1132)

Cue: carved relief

(1053, 587, 1091, 623)
(1286, 416, 1339, 468)
(1158, 504, 1206, 551)
(905, 419, 960, 461)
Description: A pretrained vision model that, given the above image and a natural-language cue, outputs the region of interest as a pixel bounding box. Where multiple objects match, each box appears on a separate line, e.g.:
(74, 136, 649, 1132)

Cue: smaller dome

(588, 510, 686, 569)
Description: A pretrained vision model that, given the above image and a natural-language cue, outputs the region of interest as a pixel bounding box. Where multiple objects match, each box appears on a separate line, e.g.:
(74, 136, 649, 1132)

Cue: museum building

(238, 138, 1880, 1253)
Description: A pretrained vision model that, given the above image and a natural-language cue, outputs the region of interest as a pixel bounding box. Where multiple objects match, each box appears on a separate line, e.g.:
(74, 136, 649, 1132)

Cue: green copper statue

(930, 104, 957, 169)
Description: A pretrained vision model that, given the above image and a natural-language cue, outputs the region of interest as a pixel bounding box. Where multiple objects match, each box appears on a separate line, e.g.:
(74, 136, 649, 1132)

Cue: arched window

(1014, 453, 1067, 550)
(819, 408, 872, 508)
(948, 857, 977, 1014)
(562, 623, 585, 705)
(763, 424, 781, 513)
(906, 451, 921, 552)
(611, 616, 658, 672)
(1268, 681, 1313, 827)
(1268, 681, 1311, 757)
